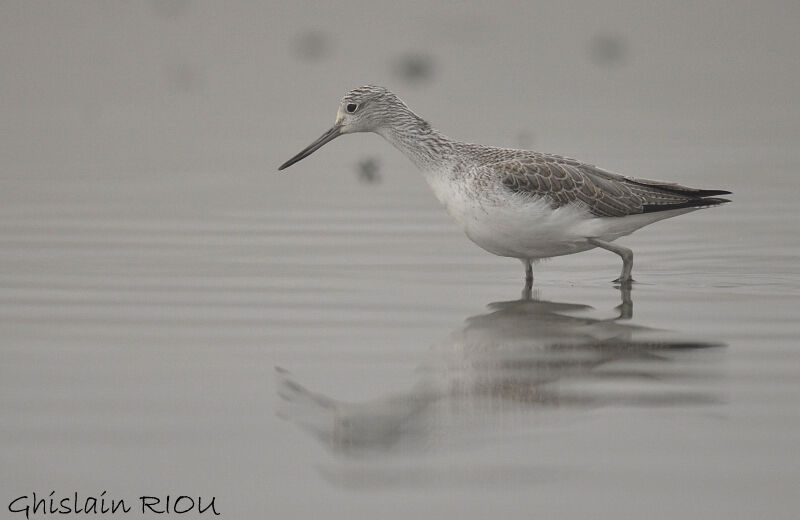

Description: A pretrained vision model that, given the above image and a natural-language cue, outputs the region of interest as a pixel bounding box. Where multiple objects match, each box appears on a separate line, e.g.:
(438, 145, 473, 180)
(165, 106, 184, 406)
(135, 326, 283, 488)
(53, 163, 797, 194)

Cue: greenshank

(279, 86, 730, 288)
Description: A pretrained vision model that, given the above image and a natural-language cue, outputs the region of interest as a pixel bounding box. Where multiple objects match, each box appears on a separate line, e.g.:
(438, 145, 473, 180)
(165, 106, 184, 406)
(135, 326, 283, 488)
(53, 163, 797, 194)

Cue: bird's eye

(346, 103, 358, 113)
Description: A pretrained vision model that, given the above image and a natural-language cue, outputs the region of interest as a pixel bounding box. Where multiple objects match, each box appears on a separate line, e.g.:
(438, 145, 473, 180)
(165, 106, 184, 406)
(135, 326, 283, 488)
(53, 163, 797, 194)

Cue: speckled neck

(375, 106, 456, 171)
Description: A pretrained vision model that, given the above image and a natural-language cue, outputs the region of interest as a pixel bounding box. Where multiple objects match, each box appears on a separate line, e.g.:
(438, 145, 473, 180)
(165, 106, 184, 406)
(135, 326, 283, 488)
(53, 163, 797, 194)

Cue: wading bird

(279, 86, 730, 289)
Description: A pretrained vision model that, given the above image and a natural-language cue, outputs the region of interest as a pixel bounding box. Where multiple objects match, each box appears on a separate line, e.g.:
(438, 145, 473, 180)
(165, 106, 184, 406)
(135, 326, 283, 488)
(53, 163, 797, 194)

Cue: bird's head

(278, 85, 406, 171)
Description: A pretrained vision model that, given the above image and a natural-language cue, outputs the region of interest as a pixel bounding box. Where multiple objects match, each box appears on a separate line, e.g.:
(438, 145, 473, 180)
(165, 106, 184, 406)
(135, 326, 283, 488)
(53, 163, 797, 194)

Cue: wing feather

(497, 153, 730, 217)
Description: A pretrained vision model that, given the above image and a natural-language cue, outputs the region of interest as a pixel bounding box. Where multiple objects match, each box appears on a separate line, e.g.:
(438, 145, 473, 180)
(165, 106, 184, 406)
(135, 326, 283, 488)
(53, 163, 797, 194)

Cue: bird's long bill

(278, 124, 342, 171)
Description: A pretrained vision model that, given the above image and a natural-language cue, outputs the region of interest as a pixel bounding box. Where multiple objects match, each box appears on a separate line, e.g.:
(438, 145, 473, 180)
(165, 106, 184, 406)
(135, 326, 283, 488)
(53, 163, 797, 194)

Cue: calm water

(4, 149, 799, 518)
(2, 2, 800, 519)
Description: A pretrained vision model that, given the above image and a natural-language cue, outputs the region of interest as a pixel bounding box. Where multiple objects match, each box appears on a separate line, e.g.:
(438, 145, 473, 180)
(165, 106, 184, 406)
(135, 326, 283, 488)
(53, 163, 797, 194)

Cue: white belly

(458, 197, 597, 259)
(425, 173, 691, 260)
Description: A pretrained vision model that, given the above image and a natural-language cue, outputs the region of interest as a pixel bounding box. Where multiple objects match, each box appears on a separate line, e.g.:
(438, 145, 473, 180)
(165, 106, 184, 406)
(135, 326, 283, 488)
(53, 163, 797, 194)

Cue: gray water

(2, 2, 800, 519)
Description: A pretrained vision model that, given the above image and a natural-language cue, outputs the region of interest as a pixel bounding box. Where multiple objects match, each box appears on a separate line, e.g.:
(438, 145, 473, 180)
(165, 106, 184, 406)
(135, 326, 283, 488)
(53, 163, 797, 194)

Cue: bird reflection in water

(277, 285, 723, 462)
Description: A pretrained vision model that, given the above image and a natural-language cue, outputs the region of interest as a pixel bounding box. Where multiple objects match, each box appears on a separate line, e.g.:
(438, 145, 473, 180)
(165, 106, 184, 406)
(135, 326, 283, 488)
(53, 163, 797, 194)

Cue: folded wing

(498, 153, 730, 217)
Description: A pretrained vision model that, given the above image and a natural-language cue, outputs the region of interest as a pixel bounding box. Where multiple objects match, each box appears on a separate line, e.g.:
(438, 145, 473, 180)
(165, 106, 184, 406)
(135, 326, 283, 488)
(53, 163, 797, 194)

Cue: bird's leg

(521, 259, 533, 300)
(588, 238, 633, 283)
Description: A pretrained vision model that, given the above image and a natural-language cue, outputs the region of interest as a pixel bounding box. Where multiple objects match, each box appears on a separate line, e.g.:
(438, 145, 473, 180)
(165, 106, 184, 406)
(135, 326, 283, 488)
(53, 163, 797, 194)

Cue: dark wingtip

(642, 196, 730, 213)
(696, 189, 732, 196)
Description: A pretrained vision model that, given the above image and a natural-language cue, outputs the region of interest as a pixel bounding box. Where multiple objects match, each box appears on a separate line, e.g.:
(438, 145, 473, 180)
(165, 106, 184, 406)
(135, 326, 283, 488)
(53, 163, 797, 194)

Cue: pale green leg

(589, 238, 633, 283)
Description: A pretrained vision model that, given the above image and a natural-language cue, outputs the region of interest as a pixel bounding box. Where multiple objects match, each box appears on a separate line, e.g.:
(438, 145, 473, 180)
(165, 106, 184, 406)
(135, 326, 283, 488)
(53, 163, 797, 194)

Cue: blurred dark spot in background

(150, 0, 193, 19)
(356, 157, 382, 184)
(164, 62, 204, 94)
(587, 33, 629, 67)
(291, 30, 335, 62)
(393, 53, 437, 84)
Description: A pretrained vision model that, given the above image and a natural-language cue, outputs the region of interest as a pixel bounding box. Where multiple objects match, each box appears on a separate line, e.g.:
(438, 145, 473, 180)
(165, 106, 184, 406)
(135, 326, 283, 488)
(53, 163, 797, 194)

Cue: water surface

(2, 2, 800, 519)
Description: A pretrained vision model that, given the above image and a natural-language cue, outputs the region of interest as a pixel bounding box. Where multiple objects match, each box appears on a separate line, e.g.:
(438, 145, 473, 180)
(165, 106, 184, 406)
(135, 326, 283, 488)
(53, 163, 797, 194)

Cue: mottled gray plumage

(486, 149, 729, 217)
(335, 86, 729, 217)
(279, 85, 731, 285)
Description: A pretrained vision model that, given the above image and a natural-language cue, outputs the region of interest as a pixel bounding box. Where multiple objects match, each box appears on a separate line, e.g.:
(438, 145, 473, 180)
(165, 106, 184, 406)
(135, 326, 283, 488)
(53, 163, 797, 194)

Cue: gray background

(2, 1, 799, 519)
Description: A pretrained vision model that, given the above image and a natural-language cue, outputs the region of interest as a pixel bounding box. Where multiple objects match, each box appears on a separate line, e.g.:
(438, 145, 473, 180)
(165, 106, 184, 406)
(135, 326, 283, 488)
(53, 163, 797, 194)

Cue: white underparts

(424, 170, 697, 260)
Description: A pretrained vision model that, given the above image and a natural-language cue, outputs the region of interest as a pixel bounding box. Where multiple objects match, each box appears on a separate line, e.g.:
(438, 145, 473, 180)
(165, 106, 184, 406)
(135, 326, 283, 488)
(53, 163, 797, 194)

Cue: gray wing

(497, 153, 730, 217)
